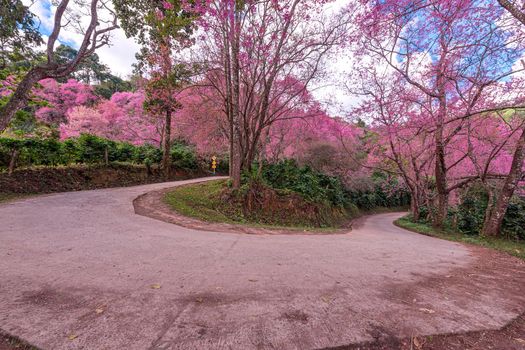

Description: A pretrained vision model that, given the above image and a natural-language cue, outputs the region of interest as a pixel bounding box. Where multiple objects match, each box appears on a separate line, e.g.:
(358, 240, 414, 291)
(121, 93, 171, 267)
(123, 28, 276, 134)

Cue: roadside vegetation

(165, 160, 409, 230)
(0, 134, 214, 195)
(396, 216, 525, 261)
(0, 134, 201, 173)
(0, 192, 34, 204)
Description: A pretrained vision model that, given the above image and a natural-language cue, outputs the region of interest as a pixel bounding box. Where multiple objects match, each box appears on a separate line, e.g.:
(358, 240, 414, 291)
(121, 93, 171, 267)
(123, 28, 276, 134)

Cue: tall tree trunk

(229, 8, 242, 190)
(162, 110, 172, 180)
(433, 85, 448, 228)
(0, 69, 45, 132)
(256, 127, 270, 179)
(410, 190, 420, 222)
(481, 127, 525, 236)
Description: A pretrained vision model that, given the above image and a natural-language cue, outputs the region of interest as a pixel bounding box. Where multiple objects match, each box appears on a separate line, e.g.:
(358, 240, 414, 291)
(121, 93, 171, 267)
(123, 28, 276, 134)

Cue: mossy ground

(395, 216, 525, 260)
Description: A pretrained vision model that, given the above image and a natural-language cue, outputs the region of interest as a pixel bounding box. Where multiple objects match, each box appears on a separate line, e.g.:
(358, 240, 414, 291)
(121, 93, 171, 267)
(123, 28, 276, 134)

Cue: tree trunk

(410, 194, 420, 222)
(229, 9, 242, 190)
(481, 127, 525, 236)
(8, 149, 20, 175)
(498, 0, 525, 26)
(104, 146, 109, 165)
(0, 68, 45, 132)
(433, 93, 448, 228)
(162, 110, 172, 180)
(256, 127, 270, 179)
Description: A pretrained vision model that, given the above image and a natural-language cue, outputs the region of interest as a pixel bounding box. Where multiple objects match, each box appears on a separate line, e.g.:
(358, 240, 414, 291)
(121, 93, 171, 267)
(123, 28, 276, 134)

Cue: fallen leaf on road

(321, 296, 332, 303)
(195, 297, 203, 303)
(248, 279, 258, 282)
(95, 307, 104, 314)
(515, 338, 525, 344)
(68, 335, 78, 340)
(412, 336, 424, 349)
(151, 284, 161, 289)
(418, 308, 435, 314)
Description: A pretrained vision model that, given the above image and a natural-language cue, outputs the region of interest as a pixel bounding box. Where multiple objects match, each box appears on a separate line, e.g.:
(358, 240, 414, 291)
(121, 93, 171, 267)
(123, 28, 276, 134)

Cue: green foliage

(502, 198, 525, 240)
(413, 183, 525, 241)
(0, 135, 196, 171)
(455, 185, 525, 240)
(396, 216, 525, 260)
(0, 0, 43, 67)
(164, 179, 342, 231)
(75, 134, 112, 163)
(456, 186, 488, 235)
(52, 45, 133, 97)
(259, 159, 348, 207)
(170, 142, 197, 170)
(258, 160, 410, 210)
(346, 173, 410, 210)
(132, 144, 163, 165)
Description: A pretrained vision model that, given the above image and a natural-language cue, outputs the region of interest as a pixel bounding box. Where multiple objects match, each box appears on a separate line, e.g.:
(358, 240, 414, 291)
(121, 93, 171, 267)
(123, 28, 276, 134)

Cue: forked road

(1, 177, 524, 350)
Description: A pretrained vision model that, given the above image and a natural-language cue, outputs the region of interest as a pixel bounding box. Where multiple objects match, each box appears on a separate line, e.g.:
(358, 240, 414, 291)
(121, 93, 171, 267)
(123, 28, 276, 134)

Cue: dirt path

(0, 177, 524, 350)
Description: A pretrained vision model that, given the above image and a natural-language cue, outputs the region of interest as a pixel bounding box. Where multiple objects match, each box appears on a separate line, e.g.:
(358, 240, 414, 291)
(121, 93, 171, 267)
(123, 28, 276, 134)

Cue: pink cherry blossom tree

(34, 79, 98, 126)
(351, 0, 525, 228)
(186, 0, 346, 188)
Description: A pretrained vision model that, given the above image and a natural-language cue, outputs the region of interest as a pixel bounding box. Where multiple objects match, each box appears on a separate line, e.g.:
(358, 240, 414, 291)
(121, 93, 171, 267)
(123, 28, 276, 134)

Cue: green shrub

(170, 142, 198, 170)
(256, 160, 410, 211)
(133, 144, 162, 165)
(456, 186, 487, 235)
(0, 135, 168, 170)
(260, 159, 349, 207)
(75, 134, 112, 163)
(447, 184, 525, 240)
(502, 196, 525, 240)
(345, 173, 411, 210)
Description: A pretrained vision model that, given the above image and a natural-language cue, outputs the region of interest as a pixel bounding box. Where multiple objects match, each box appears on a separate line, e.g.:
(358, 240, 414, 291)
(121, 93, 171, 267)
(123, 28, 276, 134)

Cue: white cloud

(97, 30, 141, 78)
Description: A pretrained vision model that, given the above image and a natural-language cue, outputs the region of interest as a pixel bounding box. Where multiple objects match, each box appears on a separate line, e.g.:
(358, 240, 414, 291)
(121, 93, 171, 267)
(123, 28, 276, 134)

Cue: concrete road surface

(1, 177, 524, 349)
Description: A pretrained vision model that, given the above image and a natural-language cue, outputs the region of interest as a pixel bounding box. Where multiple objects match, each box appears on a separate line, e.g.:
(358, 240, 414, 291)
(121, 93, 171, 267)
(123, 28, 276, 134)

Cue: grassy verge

(395, 215, 525, 260)
(164, 179, 408, 232)
(164, 179, 345, 232)
(0, 193, 35, 204)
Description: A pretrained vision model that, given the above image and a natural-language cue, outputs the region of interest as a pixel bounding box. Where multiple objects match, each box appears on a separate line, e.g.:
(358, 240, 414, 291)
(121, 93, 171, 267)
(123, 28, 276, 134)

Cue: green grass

(164, 179, 241, 224)
(0, 193, 34, 204)
(164, 179, 344, 232)
(395, 216, 525, 260)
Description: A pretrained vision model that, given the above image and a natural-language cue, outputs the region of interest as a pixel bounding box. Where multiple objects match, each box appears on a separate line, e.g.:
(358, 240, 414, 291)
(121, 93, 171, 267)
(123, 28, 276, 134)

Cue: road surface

(1, 177, 524, 349)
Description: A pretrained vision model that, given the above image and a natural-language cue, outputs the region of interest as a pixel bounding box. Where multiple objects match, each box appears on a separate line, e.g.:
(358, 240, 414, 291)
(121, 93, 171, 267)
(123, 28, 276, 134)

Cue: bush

(456, 185, 488, 235)
(260, 159, 349, 207)
(0, 135, 196, 172)
(132, 144, 162, 165)
(502, 197, 525, 240)
(256, 160, 410, 211)
(448, 184, 525, 240)
(75, 134, 113, 163)
(345, 172, 411, 210)
(170, 142, 198, 170)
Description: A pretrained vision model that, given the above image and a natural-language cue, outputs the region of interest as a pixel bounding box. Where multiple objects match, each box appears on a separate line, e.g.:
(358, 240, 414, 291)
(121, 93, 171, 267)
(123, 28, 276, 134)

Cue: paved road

(0, 177, 524, 350)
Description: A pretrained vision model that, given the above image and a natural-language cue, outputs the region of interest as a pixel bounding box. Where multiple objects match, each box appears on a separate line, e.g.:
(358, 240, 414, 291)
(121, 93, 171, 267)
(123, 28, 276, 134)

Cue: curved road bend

(0, 177, 524, 349)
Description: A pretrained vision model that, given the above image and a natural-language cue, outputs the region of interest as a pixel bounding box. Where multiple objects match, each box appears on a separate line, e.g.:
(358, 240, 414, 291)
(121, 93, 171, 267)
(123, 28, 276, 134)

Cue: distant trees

(0, 0, 118, 132)
(0, 0, 43, 69)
